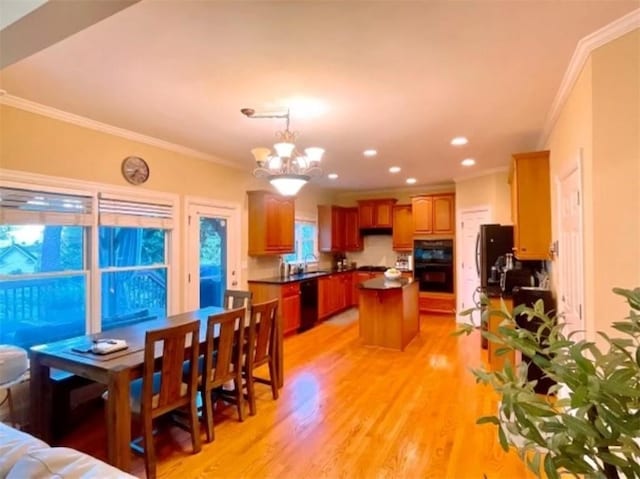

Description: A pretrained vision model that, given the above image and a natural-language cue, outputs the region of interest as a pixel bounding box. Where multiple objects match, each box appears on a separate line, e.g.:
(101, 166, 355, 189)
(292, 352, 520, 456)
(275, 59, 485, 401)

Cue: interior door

(557, 161, 584, 339)
(186, 202, 241, 310)
(458, 208, 491, 325)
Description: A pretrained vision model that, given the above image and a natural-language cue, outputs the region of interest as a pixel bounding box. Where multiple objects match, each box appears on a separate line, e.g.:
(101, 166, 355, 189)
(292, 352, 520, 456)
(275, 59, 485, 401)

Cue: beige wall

(545, 29, 640, 340)
(0, 104, 334, 307)
(454, 170, 512, 224)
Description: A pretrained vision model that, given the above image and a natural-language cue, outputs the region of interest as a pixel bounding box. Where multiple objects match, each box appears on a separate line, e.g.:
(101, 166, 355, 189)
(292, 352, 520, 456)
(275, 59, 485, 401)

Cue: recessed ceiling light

(389, 166, 401, 173)
(406, 178, 417, 184)
(461, 158, 476, 166)
(328, 173, 338, 179)
(363, 149, 377, 157)
(451, 136, 468, 146)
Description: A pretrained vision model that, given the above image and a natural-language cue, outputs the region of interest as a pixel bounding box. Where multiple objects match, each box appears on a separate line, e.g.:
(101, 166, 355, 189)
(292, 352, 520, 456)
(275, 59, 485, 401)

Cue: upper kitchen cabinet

(248, 190, 295, 256)
(318, 205, 346, 252)
(357, 199, 397, 228)
(509, 150, 551, 260)
(411, 193, 455, 235)
(392, 204, 413, 251)
(343, 207, 362, 251)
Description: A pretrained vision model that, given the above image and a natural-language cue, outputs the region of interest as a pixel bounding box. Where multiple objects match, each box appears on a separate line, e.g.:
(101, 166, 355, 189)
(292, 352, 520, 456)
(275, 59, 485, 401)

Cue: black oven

(413, 239, 454, 293)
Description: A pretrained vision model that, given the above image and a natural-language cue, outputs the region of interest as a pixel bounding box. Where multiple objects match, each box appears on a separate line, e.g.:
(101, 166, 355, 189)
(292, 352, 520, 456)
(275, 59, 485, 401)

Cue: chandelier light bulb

(270, 175, 309, 196)
(268, 156, 282, 171)
(304, 147, 325, 164)
(274, 142, 295, 158)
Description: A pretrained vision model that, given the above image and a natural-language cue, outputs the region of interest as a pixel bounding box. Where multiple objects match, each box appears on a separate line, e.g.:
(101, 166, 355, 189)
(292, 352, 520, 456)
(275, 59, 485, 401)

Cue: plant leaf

(498, 425, 509, 452)
(476, 415, 500, 426)
(544, 454, 559, 479)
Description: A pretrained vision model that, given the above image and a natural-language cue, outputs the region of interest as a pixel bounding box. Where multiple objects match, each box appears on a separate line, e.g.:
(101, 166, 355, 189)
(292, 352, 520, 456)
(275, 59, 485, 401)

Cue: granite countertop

(248, 268, 357, 284)
(359, 277, 414, 290)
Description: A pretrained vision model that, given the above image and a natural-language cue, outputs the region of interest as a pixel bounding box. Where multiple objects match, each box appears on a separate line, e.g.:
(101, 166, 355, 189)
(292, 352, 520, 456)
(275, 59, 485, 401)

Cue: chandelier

(242, 107, 324, 196)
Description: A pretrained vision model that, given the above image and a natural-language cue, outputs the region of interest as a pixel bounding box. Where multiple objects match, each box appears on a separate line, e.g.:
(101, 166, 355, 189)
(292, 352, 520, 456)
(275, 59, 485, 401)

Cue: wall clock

(121, 156, 149, 185)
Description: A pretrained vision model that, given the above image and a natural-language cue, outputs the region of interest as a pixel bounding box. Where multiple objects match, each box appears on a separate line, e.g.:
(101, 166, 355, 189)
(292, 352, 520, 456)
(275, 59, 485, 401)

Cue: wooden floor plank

(60, 309, 534, 479)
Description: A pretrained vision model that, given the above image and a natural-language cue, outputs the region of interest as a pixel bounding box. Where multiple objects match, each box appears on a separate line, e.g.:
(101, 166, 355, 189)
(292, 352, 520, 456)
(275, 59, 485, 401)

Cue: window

(283, 220, 317, 265)
(99, 227, 167, 330)
(0, 187, 92, 349)
(98, 195, 173, 330)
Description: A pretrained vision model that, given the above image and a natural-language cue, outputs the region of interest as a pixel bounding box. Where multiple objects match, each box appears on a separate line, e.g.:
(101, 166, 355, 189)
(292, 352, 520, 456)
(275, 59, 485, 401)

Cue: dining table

(28, 306, 283, 472)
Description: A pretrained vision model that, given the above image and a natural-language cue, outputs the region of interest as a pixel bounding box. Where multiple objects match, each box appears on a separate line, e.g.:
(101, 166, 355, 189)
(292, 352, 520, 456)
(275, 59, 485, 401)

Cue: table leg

(276, 314, 284, 388)
(28, 351, 51, 442)
(106, 367, 131, 471)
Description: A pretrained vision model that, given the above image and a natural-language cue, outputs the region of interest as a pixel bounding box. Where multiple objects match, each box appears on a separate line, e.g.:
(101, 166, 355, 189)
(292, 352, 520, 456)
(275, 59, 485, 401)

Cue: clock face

(121, 156, 149, 185)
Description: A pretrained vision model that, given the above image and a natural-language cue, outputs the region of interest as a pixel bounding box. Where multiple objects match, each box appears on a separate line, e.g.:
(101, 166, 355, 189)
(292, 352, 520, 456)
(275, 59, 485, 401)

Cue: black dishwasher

(299, 279, 319, 332)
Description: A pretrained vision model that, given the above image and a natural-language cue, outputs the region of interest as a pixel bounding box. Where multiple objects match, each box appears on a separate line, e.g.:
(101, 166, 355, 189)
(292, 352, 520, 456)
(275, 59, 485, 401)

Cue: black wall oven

(413, 239, 454, 293)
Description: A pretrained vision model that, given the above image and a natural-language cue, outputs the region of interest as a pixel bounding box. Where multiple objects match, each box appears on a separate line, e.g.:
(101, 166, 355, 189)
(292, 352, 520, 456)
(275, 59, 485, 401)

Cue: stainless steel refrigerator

(476, 224, 514, 297)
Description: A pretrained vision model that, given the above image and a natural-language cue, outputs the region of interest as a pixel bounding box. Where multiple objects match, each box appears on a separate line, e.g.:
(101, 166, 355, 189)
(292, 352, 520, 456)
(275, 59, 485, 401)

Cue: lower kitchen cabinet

(318, 272, 354, 319)
(419, 292, 455, 314)
(281, 283, 301, 335)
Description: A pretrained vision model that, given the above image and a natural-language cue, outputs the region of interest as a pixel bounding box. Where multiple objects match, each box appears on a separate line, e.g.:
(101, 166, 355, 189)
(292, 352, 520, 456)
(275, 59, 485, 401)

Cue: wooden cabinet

(318, 272, 354, 319)
(281, 283, 301, 335)
(412, 196, 433, 234)
(509, 151, 551, 260)
(411, 194, 455, 236)
(419, 292, 455, 314)
(357, 199, 397, 228)
(318, 206, 362, 252)
(343, 207, 362, 251)
(392, 204, 413, 251)
(248, 191, 295, 255)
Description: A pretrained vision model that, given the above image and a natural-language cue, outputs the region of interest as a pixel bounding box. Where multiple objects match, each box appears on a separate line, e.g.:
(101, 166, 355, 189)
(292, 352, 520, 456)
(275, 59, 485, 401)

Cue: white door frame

(554, 149, 586, 339)
(184, 196, 242, 312)
(456, 205, 492, 325)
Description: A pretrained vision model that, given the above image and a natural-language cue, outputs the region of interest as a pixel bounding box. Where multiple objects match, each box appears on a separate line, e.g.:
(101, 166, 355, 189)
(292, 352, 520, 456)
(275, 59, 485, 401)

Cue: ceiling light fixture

(389, 166, 401, 173)
(451, 136, 468, 146)
(328, 173, 338, 179)
(242, 107, 324, 196)
(461, 158, 476, 166)
(406, 178, 417, 184)
(363, 149, 377, 157)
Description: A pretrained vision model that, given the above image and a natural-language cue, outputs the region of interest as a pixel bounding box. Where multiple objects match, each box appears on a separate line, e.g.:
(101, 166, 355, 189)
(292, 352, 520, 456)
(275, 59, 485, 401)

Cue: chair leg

(268, 357, 279, 400)
(234, 376, 244, 422)
(246, 368, 257, 416)
(202, 389, 214, 443)
(189, 393, 202, 453)
(142, 415, 156, 479)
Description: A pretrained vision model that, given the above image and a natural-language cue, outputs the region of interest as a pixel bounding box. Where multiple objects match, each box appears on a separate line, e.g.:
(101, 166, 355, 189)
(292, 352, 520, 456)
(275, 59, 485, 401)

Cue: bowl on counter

(383, 269, 402, 280)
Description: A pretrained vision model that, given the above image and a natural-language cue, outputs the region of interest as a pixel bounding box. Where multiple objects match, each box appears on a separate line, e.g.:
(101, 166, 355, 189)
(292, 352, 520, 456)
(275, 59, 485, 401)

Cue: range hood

(360, 227, 392, 235)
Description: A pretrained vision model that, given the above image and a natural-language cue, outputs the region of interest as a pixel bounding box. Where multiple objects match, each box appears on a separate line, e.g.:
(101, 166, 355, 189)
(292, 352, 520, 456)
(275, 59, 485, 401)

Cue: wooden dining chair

(223, 289, 253, 310)
(130, 320, 201, 479)
(198, 307, 246, 442)
(244, 298, 279, 416)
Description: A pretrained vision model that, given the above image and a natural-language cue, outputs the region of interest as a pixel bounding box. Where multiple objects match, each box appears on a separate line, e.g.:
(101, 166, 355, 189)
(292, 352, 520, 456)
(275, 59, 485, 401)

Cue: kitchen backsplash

(346, 235, 395, 267)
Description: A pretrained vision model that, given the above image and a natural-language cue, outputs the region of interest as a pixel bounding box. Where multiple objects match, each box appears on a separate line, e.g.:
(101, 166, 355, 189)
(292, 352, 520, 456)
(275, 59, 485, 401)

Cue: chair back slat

(249, 299, 278, 367)
(224, 290, 253, 310)
(143, 320, 200, 415)
(203, 307, 245, 389)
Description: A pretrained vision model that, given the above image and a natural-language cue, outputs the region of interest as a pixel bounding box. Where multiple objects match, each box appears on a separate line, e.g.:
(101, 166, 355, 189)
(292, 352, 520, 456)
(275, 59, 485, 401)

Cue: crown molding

(453, 166, 509, 183)
(0, 93, 245, 171)
(538, 8, 640, 149)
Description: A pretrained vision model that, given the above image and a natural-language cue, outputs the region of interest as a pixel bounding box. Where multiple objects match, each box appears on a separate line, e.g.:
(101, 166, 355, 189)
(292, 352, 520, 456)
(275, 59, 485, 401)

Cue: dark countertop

(359, 277, 414, 290)
(248, 268, 356, 284)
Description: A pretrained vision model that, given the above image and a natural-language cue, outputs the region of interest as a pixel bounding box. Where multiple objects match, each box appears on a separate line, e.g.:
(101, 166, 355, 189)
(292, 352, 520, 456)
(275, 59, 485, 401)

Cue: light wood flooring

(61, 310, 535, 478)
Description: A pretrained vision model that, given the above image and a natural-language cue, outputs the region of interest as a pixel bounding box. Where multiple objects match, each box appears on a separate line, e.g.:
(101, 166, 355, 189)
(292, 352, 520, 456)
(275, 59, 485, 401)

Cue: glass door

(186, 202, 240, 311)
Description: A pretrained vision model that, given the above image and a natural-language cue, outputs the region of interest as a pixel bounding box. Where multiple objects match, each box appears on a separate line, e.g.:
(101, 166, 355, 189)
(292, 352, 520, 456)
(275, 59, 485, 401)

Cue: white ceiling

(1, 1, 638, 190)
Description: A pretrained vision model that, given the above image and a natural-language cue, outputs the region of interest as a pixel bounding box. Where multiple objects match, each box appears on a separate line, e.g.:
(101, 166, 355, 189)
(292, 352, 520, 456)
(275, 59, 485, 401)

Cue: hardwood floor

(60, 310, 535, 478)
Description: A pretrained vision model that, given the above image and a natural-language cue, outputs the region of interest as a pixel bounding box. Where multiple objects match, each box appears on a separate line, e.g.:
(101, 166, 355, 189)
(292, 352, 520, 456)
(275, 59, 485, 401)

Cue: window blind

(0, 187, 93, 225)
(98, 194, 174, 229)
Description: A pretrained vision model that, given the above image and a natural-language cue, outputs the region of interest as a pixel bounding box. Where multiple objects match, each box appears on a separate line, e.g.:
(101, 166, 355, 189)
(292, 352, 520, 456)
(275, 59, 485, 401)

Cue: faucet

(304, 253, 318, 272)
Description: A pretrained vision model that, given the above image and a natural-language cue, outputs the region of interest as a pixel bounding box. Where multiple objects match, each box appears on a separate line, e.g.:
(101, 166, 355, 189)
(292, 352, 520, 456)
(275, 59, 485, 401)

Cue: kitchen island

(358, 277, 419, 350)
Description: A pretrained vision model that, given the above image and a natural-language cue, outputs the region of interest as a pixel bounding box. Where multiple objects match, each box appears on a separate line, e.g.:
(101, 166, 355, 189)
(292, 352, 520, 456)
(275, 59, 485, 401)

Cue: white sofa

(0, 422, 136, 479)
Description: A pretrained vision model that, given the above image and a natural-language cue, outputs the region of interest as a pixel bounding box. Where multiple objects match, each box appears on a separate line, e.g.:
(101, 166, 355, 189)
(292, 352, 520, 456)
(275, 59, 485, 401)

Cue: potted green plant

(456, 287, 640, 479)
